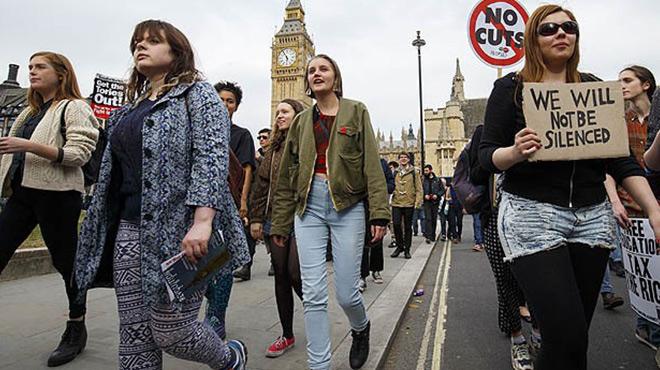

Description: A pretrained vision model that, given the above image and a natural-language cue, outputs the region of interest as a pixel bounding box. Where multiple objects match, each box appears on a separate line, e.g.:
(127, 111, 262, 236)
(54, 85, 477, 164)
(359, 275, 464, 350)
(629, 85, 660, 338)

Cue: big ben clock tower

(270, 0, 315, 123)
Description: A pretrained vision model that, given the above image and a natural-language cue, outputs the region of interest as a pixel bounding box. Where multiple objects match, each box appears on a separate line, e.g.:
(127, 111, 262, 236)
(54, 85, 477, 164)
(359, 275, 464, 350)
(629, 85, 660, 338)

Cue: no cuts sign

(468, 0, 529, 68)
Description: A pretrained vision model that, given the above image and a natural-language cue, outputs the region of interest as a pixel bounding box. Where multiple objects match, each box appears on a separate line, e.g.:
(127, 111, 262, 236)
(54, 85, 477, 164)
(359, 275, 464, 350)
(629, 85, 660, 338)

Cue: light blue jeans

(295, 176, 369, 370)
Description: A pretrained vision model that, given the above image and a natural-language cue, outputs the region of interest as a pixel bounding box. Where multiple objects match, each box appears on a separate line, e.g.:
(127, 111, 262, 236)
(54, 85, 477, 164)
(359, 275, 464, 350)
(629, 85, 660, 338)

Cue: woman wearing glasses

(479, 5, 660, 369)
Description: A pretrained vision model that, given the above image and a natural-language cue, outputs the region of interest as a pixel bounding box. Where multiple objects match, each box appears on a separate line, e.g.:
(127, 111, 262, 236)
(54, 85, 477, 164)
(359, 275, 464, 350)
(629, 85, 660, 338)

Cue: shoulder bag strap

(59, 100, 72, 143)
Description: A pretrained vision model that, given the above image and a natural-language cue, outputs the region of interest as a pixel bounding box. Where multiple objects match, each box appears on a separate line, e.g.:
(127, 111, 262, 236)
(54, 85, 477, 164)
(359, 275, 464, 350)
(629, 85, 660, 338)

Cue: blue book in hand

(161, 230, 231, 303)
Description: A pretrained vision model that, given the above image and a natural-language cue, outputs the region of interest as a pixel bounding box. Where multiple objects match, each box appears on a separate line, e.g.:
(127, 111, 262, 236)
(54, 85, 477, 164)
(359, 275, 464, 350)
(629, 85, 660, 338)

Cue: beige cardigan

(0, 99, 99, 196)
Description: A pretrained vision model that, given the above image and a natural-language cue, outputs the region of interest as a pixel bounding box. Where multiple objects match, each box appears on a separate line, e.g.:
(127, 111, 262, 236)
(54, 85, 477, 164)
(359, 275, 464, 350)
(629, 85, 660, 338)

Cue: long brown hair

(270, 98, 304, 151)
(26, 52, 83, 115)
(519, 5, 581, 83)
(126, 20, 199, 103)
(620, 65, 656, 103)
(304, 54, 343, 99)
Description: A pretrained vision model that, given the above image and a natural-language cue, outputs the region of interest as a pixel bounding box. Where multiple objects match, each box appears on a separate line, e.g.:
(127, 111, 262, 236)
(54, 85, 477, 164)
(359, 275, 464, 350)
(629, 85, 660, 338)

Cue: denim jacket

(74, 81, 250, 306)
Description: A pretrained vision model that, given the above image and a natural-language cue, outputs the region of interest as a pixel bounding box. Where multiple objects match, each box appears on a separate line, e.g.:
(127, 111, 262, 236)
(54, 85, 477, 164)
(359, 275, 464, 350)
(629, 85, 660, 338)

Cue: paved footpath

(0, 234, 431, 370)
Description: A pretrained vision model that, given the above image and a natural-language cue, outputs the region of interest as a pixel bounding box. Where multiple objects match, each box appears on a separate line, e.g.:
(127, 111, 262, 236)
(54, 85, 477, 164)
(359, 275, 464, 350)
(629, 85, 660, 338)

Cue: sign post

(468, 0, 528, 74)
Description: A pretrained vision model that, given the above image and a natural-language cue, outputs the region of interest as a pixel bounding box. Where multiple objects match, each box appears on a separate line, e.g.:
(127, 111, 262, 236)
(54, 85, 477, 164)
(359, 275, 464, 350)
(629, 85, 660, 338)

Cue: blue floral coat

(74, 81, 249, 306)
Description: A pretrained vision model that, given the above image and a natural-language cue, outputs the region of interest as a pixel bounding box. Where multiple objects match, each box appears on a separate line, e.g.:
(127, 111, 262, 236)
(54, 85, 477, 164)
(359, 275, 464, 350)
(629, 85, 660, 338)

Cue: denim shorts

(497, 191, 616, 261)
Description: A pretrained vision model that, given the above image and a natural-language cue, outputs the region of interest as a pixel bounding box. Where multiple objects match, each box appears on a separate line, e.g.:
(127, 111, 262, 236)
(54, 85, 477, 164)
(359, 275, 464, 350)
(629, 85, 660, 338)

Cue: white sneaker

(359, 278, 367, 292)
(511, 341, 533, 370)
(372, 271, 383, 284)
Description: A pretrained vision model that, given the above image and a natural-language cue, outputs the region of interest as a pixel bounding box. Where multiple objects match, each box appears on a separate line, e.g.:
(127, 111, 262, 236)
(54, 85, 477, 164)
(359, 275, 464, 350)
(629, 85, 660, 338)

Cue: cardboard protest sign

(90, 74, 126, 120)
(522, 81, 629, 161)
(622, 218, 660, 325)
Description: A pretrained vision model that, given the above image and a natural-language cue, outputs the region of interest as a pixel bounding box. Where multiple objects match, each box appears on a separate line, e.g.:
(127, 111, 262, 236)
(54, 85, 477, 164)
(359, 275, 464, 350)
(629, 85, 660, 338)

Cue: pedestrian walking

(74, 20, 249, 370)
(479, 6, 660, 369)
(270, 54, 390, 370)
(607, 66, 660, 347)
(391, 152, 423, 259)
(250, 98, 305, 358)
(422, 164, 443, 244)
(204, 81, 256, 347)
(214, 81, 257, 282)
(360, 158, 394, 291)
(0, 51, 99, 367)
(443, 184, 463, 243)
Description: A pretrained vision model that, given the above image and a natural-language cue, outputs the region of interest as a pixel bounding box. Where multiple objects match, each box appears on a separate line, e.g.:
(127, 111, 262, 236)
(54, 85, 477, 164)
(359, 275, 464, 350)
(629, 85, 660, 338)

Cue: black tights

(266, 234, 303, 339)
(0, 185, 85, 319)
(511, 244, 609, 370)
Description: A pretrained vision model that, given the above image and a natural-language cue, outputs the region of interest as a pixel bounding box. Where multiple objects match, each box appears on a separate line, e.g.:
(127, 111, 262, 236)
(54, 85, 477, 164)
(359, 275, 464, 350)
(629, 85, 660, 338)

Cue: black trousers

(447, 205, 463, 240)
(392, 206, 414, 251)
(511, 244, 609, 370)
(423, 201, 439, 241)
(361, 223, 384, 278)
(439, 210, 447, 237)
(244, 226, 256, 267)
(0, 184, 86, 319)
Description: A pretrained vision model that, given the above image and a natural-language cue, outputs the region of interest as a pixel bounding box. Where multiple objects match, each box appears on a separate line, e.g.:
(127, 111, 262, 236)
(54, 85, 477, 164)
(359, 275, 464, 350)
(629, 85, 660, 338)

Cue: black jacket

(423, 173, 444, 203)
(479, 72, 644, 208)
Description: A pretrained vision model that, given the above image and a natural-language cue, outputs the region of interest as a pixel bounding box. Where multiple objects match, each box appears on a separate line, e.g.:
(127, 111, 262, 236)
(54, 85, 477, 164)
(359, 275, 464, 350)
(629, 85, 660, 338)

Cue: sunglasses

(258, 135, 269, 140)
(537, 21, 579, 37)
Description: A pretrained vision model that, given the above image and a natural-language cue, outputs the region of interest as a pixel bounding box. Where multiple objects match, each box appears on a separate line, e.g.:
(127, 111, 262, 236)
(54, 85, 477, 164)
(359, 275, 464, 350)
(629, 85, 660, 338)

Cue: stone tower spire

(450, 58, 465, 101)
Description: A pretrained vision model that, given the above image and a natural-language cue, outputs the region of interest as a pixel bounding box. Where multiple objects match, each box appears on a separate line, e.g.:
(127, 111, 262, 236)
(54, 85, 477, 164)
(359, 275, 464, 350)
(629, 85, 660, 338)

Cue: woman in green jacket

(270, 54, 390, 370)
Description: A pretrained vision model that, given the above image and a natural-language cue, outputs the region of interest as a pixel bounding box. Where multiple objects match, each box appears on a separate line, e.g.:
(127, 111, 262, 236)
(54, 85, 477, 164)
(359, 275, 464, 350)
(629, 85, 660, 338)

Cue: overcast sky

(2, 0, 659, 140)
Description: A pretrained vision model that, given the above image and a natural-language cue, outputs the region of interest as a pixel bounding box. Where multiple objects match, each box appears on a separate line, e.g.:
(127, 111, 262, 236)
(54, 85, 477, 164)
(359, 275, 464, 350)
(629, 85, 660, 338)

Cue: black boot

(47, 320, 87, 367)
(390, 247, 403, 258)
(233, 265, 251, 281)
(404, 248, 412, 259)
(349, 321, 370, 369)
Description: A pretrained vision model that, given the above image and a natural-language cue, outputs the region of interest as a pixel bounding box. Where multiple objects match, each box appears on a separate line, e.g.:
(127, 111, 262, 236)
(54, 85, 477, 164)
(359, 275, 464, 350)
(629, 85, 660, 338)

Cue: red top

(313, 111, 335, 174)
(617, 111, 649, 216)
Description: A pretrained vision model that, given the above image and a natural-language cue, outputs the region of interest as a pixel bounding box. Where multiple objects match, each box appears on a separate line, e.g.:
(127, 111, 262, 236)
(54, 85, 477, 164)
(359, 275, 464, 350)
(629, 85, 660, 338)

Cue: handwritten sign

(523, 81, 629, 161)
(623, 218, 660, 325)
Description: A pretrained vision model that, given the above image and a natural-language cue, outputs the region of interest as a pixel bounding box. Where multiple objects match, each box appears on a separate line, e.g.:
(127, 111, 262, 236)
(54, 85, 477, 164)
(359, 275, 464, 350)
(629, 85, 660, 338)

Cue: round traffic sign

(468, 0, 529, 68)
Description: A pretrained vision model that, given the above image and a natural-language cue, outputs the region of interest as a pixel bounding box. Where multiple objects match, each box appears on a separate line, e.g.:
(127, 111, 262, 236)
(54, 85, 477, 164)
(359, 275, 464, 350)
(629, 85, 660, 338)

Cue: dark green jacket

(270, 98, 390, 236)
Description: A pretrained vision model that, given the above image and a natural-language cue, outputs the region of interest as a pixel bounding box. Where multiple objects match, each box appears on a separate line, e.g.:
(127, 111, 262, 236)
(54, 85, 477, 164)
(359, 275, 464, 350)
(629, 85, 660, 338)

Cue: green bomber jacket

(270, 98, 390, 236)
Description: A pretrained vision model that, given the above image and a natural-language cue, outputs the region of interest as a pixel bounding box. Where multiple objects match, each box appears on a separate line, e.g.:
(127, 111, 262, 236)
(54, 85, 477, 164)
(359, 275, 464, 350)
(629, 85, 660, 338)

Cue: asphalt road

(383, 218, 658, 370)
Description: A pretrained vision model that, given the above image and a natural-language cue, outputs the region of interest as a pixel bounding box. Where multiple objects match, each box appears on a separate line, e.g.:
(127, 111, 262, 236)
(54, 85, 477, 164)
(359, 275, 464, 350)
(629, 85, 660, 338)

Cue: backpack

(59, 101, 107, 187)
(228, 149, 245, 207)
(452, 141, 485, 214)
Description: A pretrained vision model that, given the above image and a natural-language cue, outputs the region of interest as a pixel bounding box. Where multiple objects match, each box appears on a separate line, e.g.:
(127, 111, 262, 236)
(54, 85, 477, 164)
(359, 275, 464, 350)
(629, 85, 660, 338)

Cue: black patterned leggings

(114, 221, 231, 370)
(483, 213, 536, 335)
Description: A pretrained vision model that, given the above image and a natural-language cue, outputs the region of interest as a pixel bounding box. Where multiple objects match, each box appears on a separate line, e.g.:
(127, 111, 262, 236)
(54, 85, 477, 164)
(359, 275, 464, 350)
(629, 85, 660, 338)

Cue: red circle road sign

(468, 0, 529, 68)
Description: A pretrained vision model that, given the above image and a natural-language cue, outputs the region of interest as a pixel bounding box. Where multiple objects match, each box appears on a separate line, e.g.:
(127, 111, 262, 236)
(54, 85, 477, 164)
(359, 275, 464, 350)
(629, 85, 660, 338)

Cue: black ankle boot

(390, 247, 402, 258)
(404, 249, 412, 259)
(47, 320, 87, 367)
(233, 265, 251, 281)
(349, 321, 370, 369)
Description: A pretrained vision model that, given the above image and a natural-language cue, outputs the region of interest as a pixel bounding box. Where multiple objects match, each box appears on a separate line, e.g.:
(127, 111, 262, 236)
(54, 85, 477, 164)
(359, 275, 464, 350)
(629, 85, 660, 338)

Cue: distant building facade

(378, 59, 487, 176)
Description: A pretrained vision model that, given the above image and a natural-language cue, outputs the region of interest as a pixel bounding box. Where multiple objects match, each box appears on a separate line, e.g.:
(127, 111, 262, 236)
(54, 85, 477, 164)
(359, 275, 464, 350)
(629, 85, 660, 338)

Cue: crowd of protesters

(1, 3, 660, 370)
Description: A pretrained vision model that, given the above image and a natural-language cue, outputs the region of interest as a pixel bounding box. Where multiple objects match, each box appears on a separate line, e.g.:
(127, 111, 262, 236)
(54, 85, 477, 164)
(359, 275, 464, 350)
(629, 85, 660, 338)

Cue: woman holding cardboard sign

(479, 4, 660, 370)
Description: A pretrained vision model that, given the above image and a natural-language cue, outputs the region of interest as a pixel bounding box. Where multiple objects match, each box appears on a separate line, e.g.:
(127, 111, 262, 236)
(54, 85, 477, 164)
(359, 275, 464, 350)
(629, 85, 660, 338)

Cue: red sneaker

(266, 336, 295, 358)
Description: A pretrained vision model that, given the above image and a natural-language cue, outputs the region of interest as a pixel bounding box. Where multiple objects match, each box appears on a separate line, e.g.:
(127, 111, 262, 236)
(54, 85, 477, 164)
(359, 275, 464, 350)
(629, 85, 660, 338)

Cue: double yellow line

(416, 239, 453, 370)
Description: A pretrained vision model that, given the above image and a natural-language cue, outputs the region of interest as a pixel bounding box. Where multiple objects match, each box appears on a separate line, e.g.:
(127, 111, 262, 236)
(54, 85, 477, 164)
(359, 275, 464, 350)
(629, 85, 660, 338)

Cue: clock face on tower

(278, 48, 297, 67)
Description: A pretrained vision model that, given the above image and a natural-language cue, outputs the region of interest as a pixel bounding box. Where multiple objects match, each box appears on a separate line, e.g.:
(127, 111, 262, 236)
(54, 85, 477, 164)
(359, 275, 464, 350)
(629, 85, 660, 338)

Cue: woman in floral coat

(74, 20, 249, 370)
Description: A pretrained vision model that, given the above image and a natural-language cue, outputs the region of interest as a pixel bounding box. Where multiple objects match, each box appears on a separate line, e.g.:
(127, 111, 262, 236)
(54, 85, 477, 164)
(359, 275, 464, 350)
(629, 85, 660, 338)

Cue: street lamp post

(412, 30, 426, 168)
